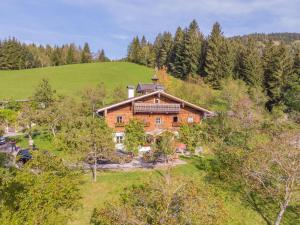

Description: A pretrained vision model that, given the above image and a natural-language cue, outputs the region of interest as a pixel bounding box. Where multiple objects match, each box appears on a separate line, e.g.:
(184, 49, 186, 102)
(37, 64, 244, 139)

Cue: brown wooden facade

(97, 91, 212, 134)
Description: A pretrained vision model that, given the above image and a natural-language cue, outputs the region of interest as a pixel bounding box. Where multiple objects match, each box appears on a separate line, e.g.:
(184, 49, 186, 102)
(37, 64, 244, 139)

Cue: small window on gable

(154, 98, 160, 104)
(187, 116, 194, 123)
(116, 116, 123, 123)
(156, 117, 162, 125)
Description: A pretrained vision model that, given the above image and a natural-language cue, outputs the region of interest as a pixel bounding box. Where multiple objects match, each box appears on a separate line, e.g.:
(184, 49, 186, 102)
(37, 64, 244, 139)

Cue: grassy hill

(0, 62, 153, 99)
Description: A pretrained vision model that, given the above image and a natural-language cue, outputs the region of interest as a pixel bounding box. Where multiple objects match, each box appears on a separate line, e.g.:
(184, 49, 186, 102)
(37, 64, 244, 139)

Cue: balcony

(115, 122, 125, 127)
(134, 103, 180, 114)
(172, 122, 182, 127)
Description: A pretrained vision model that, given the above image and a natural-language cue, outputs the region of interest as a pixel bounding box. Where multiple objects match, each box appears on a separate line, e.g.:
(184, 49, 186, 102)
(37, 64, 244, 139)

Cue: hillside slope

(0, 62, 153, 99)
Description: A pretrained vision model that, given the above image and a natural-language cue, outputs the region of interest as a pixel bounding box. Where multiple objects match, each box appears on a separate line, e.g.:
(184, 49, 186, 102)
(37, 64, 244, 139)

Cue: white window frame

(187, 116, 194, 123)
(116, 134, 124, 144)
(156, 117, 162, 125)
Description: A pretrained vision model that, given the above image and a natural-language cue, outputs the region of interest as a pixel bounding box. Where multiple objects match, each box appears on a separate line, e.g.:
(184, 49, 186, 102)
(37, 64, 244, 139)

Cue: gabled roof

(96, 90, 213, 115)
(136, 83, 164, 93)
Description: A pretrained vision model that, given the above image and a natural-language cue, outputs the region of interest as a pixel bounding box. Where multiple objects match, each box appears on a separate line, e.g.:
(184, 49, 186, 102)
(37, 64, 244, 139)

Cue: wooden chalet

(97, 75, 213, 150)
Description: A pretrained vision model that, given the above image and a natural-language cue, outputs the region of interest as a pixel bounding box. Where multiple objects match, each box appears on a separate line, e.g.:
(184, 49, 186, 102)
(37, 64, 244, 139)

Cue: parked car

(0, 137, 6, 145)
(17, 149, 32, 164)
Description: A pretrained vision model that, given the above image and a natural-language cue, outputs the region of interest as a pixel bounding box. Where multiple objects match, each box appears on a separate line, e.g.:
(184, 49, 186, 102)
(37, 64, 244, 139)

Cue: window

(187, 116, 194, 123)
(154, 98, 160, 104)
(116, 116, 123, 123)
(116, 135, 124, 144)
(156, 117, 162, 125)
(173, 116, 178, 123)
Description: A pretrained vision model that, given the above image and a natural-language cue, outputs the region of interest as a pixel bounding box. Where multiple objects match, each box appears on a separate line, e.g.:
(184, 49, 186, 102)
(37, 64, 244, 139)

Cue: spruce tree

(81, 42, 92, 63)
(156, 32, 173, 69)
(204, 22, 232, 89)
(127, 36, 141, 64)
(66, 44, 76, 64)
(169, 27, 185, 78)
(98, 49, 106, 62)
(263, 43, 294, 111)
(182, 20, 203, 78)
(239, 38, 264, 87)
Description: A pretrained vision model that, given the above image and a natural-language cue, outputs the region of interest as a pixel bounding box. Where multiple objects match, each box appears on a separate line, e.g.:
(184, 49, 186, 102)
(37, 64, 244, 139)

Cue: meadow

(0, 62, 153, 99)
(69, 156, 265, 225)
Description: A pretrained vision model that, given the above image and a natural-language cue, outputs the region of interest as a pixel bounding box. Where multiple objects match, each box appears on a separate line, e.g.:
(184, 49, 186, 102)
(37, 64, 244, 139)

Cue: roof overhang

(96, 90, 213, 115)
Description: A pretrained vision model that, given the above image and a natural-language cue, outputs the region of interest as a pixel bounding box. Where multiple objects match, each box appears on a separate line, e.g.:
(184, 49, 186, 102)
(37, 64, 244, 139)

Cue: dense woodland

(127, 20, 300, 117)
(0, 38, 109, 70)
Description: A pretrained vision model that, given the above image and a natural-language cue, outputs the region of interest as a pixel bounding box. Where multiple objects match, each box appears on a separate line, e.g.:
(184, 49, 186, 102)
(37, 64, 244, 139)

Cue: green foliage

(90, 176, 227, 225)
(179, 123, 204, 153)
(124, 119, 145, 155)
(0, 38, 38, 70)
(238, 38, 264, 86)
(0, 151, 81, 225)
(182, 20, 203, 77)
(33, 78, 56, 108)
(81, 42, 92, 63)
(204, 22, 233, 89)
(153, 131, 176, 161)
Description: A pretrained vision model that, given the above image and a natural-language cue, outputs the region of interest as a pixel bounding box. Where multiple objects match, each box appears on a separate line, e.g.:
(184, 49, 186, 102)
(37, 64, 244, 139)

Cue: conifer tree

(182, 20, 203, 78)
(81, 42, 92, 63)
(239, 38, 264, 86)
(204, 22, 232, 89)
(98, 49, 107, 62)
(263, 43, 294, 111)
(127, 36, 141, 64)
(66, 44, 76, 64)
(156, 32, 173, 69)
(169, 27, 185, 78)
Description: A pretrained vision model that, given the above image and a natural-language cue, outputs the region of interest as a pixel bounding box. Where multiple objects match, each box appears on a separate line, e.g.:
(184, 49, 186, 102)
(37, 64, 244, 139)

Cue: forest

(127, 20, 300, 118)
(0, 38, 109, 70)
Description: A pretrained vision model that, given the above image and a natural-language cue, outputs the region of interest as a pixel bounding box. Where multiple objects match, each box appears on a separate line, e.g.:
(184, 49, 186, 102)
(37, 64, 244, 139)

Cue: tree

(85, 117, 115, 182)
(127, 36, 141, 64)
(98, 49, 108, 62)
(179, 123, 203, 153)
(204, 22, 232, 89)
(243, 131, 300, 225)
(239, 38, 264, 87)
(81, 82, 107, 117)
(263, 43, 294, 111)
(111, 84, 126, 103)
(154, 131, 176, 163)
(66, 43, 76, 64)
(124, 119, 145, 155)
(81, 42, 92, 63)
(33, 78, 56, 108)
(169, 27, 185, 78)
(17, 102, 38, 150)
(156, 32, 173, 69)
(182, 20, 203, 78)
(0, 151, 81, 225)
(91, 176, 227, 225)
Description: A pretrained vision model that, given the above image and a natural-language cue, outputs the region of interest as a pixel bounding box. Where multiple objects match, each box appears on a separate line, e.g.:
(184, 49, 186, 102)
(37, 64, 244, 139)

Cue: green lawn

(0, 62, 153, 99)
(68, 157, 265, 225)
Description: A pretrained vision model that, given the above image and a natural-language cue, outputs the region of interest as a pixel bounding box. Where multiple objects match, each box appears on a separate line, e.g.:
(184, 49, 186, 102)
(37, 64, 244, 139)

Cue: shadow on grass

(188, 154, 300, 225)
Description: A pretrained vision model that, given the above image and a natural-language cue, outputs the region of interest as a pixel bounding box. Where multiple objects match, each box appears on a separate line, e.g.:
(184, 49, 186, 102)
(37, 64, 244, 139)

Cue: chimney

(127, 85, 135, 98)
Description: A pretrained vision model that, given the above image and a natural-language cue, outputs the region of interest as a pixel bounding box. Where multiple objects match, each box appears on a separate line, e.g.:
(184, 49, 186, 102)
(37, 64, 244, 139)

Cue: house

(96, 75, 213, 151)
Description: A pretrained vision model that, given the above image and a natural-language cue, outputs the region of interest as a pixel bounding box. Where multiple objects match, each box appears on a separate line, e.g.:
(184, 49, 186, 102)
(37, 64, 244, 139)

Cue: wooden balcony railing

(115, 122, 125, 127)
(134, 103, 180, 114)
(172, 122, 182, 127)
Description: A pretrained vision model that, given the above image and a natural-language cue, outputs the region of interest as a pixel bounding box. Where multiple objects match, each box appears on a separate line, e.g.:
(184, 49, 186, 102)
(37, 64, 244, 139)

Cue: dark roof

(136, 83, 165, 93)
